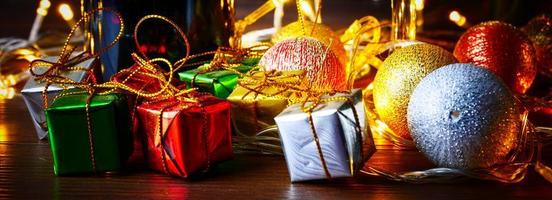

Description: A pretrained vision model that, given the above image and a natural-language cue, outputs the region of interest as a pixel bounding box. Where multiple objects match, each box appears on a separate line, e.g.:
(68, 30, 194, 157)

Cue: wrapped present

(275, 89, 375, 182)
(110, 63, 164, 94)
(136, 94, 233, 178)
(22, 56, 99, 140)
(45, 89, 132, 175)
(227, 70, 305, 137)
(178, 57, 260, 99)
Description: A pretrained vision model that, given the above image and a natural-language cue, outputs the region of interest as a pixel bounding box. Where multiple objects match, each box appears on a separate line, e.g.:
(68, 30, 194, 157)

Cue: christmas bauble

(272, 20, 347, 66)
(523, 15, 552, 75)
(407, 63, 520, 169)
(454, 21, 537, 94)
(259, 37, 347, 91)
(372, 43, 456, 140)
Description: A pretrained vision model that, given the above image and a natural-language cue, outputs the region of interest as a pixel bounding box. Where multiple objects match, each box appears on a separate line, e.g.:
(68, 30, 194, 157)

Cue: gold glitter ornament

(259, 37, 347, 91)
(372, 43, 456, 140)
(272, 20, 347, 66)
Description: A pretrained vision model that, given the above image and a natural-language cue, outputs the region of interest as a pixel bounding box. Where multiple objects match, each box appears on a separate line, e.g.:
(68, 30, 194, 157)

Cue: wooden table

(1, 95, 551, 199)
(1, 0, 551, 199)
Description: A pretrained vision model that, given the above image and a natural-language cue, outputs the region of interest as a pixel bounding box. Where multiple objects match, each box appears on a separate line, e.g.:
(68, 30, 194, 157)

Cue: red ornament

(454, 21, 537, 94)
(523, 15, 552, 76)
(259, 37, 347, 91)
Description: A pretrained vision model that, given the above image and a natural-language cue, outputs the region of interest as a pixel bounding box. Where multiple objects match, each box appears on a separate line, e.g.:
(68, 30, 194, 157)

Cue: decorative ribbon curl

(194, 44, 270, 74)
(341, 17, 390, 89)
(126, 15, 217, 177)
(28, 8, 125, 174)
(29, 8, 124, 109)
(231, 0, 282, 48)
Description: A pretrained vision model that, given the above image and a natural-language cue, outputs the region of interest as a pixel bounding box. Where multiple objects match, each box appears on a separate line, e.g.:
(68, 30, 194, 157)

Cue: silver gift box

(21, 56, 96, 140)
(275, 89, 374, 182)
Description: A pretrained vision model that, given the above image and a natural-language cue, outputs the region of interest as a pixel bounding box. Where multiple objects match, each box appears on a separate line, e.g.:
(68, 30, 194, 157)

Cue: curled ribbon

(125, 15, 215, 177)
(30, 8, 125, 109)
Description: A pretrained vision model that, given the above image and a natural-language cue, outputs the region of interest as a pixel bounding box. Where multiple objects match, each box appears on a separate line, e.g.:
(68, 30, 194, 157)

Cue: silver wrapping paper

(275, 89, 369, 182)
(21, 56, 95, 140)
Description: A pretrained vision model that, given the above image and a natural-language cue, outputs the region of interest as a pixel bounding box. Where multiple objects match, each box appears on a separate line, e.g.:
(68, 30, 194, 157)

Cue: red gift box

(111, 64, 163, 166)
(135, 94, 233, 178)
(111, 64, 164, 93)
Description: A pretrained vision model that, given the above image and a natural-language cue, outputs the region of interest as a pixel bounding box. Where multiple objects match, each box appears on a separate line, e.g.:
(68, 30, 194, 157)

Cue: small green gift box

(178, 57, 260, 99)
(45, 89, 132, 175)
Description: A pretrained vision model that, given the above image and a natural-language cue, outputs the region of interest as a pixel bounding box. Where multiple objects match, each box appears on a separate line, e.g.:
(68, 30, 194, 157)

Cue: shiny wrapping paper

(227, 71, 304, 136)
(136, 94, 233, 178)
(178, 58, 259, 99)
(111, 63, 163, 165)
(45, 90, 132, 175)
(111, 64, 163, 93)
(21, 56, 98, 140)
(275, 90, 374, 182)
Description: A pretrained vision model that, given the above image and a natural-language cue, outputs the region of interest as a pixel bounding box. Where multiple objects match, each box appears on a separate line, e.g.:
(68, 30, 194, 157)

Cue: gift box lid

(178, 57, 258, 84)
(22, 56, 95, 93)
(179, 64, 250, 85)
(47, 89, 123, 112)
(228, 70, 306, 101)
(275, 90, 359, 118)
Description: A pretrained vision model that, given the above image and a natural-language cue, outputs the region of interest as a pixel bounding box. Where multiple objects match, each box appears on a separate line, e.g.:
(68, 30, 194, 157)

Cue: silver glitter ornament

(407, 63, 520, 170)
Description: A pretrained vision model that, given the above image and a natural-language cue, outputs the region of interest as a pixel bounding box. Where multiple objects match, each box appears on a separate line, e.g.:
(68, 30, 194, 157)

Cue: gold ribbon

(231, 0, 280, 48)
(188, 43, 271, 90)
(127, 15, 218, 176)
(30, 8, 124, 110)
(300, 94, 363, 179)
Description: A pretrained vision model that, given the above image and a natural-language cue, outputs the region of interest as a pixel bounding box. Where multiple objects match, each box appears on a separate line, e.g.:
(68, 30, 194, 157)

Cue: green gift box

(45, 89, 132, 175)
(178, 57, 260, 99)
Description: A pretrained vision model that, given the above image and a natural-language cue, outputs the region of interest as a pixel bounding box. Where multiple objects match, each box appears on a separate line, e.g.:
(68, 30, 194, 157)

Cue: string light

(58, 3, 79, 35)
(414, 0, 424, 29)
(449, 10, 468, 28)
(37, 0, 51, 16)
(58, 4, 74, 21)
(299, 0, 316, 22)
(29, 0, 51, 41)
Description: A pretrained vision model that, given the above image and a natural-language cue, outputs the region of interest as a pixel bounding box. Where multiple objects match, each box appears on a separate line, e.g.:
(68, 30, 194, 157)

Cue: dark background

(0, 0, 550, 38)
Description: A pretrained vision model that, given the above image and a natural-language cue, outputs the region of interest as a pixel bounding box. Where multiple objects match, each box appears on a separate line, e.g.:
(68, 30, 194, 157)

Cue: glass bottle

(84, 0, 235, 80)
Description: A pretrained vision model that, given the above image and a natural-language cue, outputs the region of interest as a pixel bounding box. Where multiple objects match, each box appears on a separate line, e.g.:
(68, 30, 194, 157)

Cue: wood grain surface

(1, 1, 551, 199)
(1, 94, 551, 199)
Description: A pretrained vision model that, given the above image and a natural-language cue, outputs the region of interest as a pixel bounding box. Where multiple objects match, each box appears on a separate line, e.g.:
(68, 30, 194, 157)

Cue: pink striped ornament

(259, 37, 347, 91)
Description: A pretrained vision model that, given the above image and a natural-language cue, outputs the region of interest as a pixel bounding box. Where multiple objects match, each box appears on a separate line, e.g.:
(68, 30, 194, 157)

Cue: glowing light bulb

(449, 10, 467, 27)
(299, 0, 316, 22)
(37, 0, 51, 16)
(414, 0, 424, 11)
(58, 4, 74, 21)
